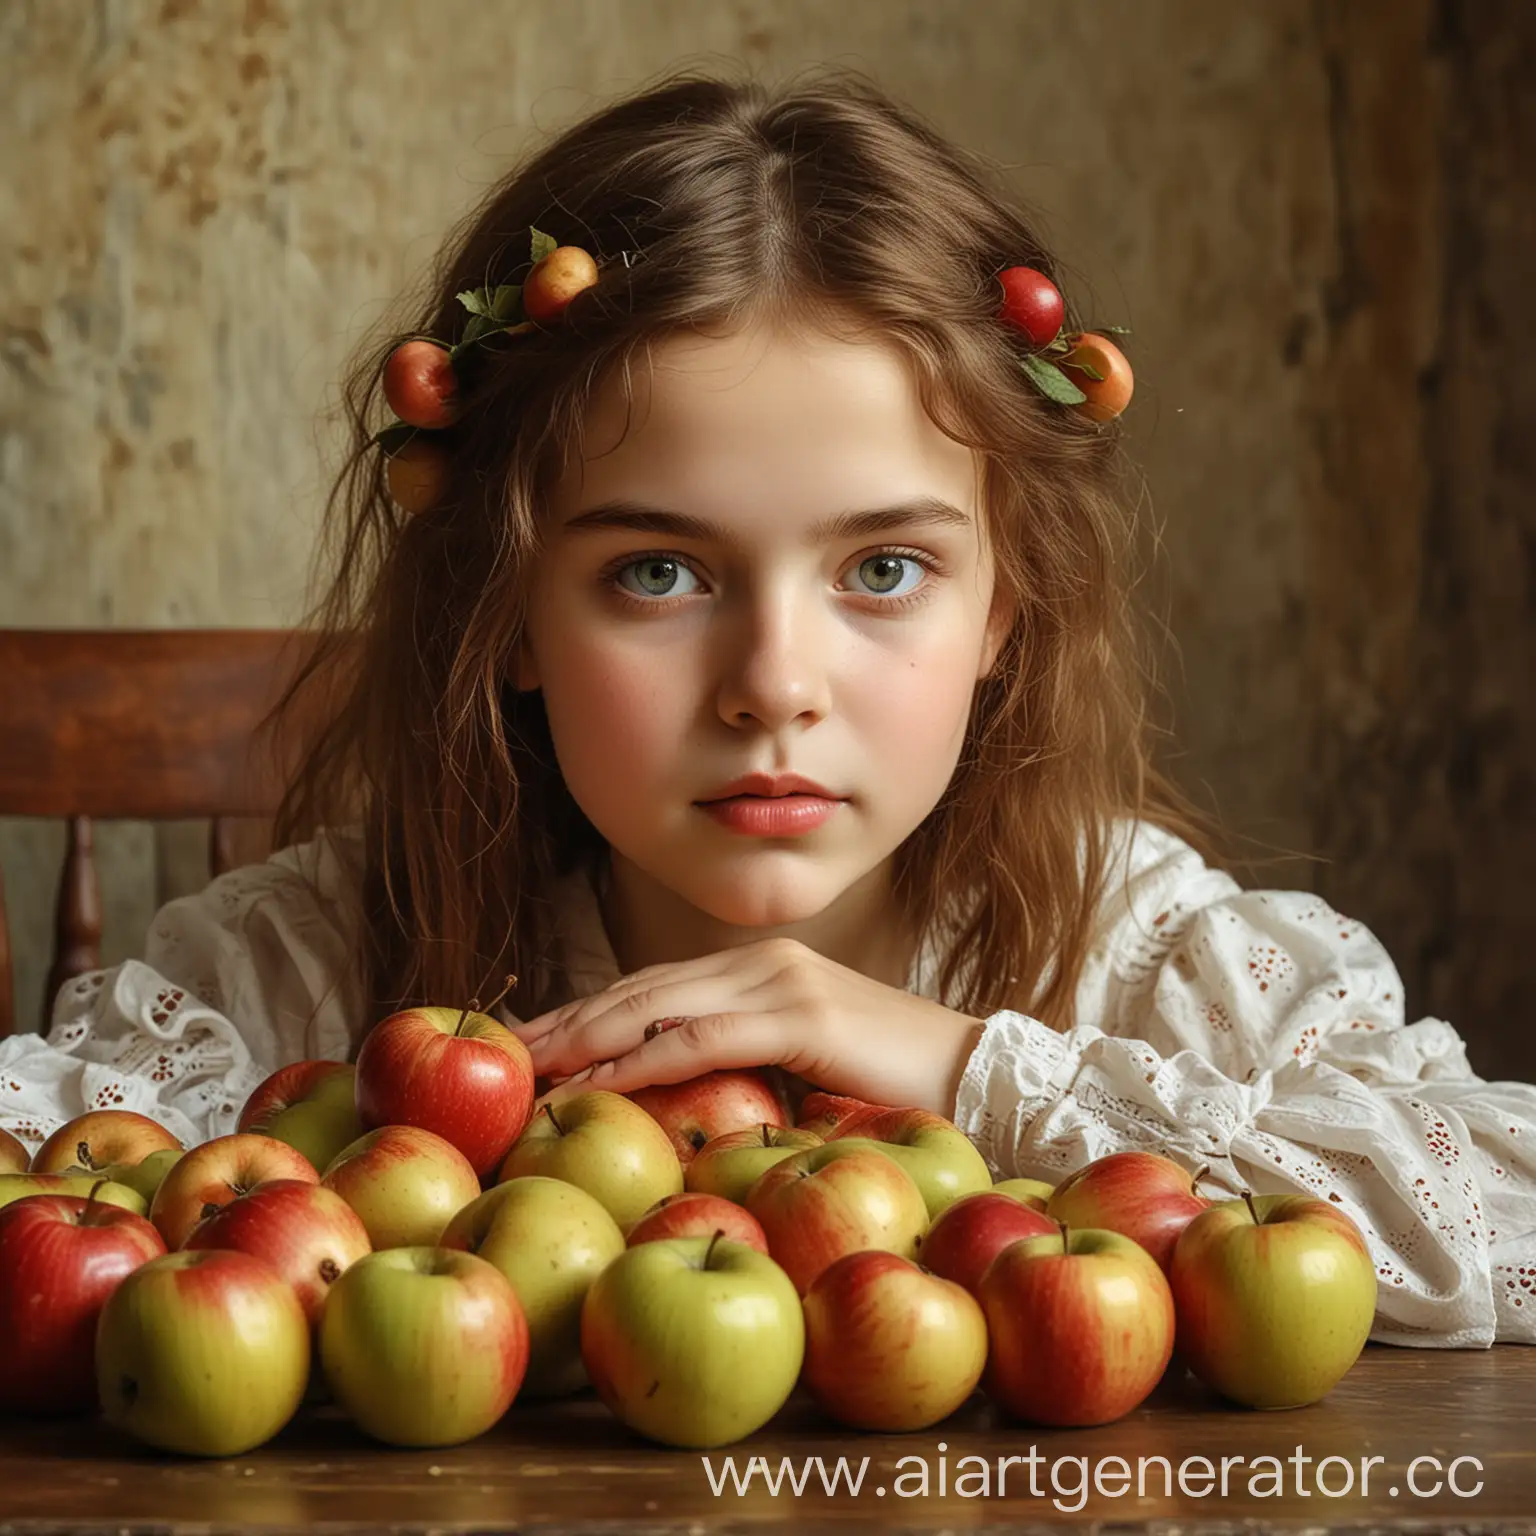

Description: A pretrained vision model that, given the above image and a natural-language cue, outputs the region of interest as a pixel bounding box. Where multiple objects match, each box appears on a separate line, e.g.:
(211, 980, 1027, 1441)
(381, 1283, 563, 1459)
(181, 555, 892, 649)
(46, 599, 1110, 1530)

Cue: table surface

(1, 1343, 1532, 1534)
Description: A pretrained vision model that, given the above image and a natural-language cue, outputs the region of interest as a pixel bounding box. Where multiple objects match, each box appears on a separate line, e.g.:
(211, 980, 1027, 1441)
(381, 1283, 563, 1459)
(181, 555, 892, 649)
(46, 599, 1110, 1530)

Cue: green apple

(78, 1148, 183, 1206)
(1169, 1192, 1377, 1409)
(239, 1061, 365, 1176)
(685, 1124, 824, 1206)
(581, 1233, 803, 1448)
(829, 1106, 991, 1218)
(992, 1176, 1055, 1210)
(319, 1247, 529, 1446)
(96, 1248, 309, 1455)
(440, 1175, 625, 1397)
(0, 1173, 146, 1216)
(499, 1091, 683, 1232)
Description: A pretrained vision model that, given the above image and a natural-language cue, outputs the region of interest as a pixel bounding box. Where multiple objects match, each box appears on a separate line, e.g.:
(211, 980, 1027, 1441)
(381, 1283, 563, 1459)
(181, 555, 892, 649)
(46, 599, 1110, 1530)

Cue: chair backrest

(0, 629, 323, 1038)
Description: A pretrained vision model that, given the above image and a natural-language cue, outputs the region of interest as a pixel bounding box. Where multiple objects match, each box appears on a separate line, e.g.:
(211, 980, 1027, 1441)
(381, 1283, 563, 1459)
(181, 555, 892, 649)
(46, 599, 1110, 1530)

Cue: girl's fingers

(533, 1011, 786, 1109)
(526, 982, 734, 1077)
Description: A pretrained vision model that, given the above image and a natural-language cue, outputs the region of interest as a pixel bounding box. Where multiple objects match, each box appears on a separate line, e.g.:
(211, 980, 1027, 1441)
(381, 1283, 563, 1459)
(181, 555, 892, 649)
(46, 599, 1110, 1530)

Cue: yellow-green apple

(439, 1175, 624, 1398)
(627, 1192, 769, 1254)
(1168, 1192, 1376, 1409)
(626, 1069, 787, 1164)
(979, 1226, 1175, 1426)
(1, 1127, 31, 1174)
(685, 1124, 822, 1206)
(31, 1110, 182, 1175)
(1047, 1151, 1211, 1273)
(746, 1142, 929, 1295)
(355, 1005, 535, 1179)
(96, 1248, 309, 1455)
(184, 1179, 371, 1330)
(86, 1148, 182, 1206)
(0, 1193, 166, 1413)
(500, 1091, 683, 1232)
(239, 1060, 364, 1176)
(827, 1107, 991, 1219)
(0, 1173, 147, 1215)
(320, 1125, 479, 1250)
(319, 1246, 528, 1446)
(148, 1133, 317, 1250)
(796, 1090, 891, 1139)
(802, 1249, 988, 1431)
(992, 1176, 1054, 1211)
(580, 1232, 803, 1448)
(915, 1189, 1058, 1296)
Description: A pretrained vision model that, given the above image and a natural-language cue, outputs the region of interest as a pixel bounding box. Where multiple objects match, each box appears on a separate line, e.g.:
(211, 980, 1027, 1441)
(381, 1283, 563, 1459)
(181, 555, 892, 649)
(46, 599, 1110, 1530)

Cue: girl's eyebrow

(558, 495, 972, 547)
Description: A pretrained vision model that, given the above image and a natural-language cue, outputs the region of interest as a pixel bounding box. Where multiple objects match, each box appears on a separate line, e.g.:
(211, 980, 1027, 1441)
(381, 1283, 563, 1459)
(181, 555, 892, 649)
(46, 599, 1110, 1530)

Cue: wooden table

(1, 1343, 1532, 1533)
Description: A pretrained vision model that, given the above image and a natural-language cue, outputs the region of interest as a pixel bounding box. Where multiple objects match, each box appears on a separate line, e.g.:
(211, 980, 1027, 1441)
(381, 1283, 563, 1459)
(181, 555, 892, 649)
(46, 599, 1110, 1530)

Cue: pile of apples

(0, 999, 1377, 1455)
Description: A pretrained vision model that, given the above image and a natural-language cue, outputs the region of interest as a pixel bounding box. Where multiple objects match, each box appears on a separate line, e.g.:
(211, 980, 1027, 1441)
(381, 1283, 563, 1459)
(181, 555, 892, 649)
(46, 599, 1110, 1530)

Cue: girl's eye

(601, 547, 941, 608)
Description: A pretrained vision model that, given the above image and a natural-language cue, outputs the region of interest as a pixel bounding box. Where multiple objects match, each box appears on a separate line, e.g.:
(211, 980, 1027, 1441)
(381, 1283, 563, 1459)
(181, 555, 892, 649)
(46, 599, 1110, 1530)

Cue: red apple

(31, 1110, 182, 1176)
(355, 1005, 535, 1179)
(1046, 1151, 1211, 1273)
(916, 1189, 1058, 1296)
(627, 1192, 769, 1255)
(0, 1193, 166, 1413)
(1169, 1192, 1377, 1409)
(979, 1225, 1175, 1426)
(746, 1142, 928, 1295)
(321, 1125, 481, 1250)
(1, 1127, 32, 1174)
(184, 1179, 371, 1329)
(685, 1124, 823, 1206)
(795, 1090, 892, 1139)
(382, 339, 458, 429)
(626, 1069, 787, 1165)
(802, 1249, 988, 1431)
(148, 1133, 318, 1250)
(239, 1060, 365, 1176)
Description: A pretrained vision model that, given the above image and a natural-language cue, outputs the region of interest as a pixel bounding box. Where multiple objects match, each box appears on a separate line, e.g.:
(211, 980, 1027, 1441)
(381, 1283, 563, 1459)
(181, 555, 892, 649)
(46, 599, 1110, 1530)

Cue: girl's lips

(695, 794, 843, 837)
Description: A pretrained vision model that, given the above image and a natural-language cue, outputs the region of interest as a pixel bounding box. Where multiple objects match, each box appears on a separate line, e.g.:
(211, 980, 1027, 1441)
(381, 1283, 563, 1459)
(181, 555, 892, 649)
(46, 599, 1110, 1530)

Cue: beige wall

(3, 1, 1530, 1078)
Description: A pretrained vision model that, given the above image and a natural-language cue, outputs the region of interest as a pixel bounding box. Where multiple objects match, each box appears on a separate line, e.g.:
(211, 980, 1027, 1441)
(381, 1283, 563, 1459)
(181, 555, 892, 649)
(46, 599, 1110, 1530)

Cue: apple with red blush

(1046, 1150, 1211, 1272)
(149, 1133, 318, 1250)
(828, 1106, 992, 1219)
(0, 1128, 28, 1175)
(627, 1192, 768, 1254)
(321, 1125, 480, 1250)
(916, 1188, 1058, 1296)
(184, 1179, 371, 1329)
(979, 1224, 1175, 1426)
(31, 1109, 181, 1175)
(795, 1090, 891, 1140)
(626, 1069, 786, 1164)
(746, 1142, 928, 1295)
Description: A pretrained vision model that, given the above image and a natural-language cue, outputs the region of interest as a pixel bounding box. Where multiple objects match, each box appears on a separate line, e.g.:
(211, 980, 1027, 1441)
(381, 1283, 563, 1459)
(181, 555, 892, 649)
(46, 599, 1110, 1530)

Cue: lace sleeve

(951, 819, 1536, 1348)
(0, 827, 366, 1156)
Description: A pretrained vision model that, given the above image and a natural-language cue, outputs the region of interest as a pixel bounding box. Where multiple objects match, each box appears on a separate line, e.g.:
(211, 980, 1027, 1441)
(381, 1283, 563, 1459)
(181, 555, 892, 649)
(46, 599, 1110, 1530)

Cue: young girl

(2, 67, 1531, 1350)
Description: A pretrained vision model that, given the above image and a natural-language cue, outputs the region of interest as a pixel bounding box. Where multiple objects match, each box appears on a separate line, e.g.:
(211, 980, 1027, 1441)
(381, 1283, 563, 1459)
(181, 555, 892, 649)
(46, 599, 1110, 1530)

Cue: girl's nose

(712, 589, 834, 731)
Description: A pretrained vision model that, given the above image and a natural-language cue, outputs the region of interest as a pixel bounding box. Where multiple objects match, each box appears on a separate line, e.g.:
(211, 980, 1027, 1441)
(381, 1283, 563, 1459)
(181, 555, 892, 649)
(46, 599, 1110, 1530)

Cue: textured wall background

(2, 1, 1530, 1078)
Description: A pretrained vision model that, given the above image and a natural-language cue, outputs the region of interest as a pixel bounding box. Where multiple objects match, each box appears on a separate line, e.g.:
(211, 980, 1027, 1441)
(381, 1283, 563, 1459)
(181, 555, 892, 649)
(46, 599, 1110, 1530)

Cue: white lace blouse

(1, 821, 1531, 1348)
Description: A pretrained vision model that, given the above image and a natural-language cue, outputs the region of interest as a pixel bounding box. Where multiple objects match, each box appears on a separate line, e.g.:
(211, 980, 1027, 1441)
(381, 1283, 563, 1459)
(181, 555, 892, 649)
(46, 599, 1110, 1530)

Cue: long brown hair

(266, 63, 1254, 1041)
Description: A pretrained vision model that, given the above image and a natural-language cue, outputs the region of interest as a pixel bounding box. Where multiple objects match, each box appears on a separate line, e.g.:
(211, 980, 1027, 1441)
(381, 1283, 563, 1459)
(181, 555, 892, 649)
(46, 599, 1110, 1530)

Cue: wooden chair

(0, 630, 323, 1039)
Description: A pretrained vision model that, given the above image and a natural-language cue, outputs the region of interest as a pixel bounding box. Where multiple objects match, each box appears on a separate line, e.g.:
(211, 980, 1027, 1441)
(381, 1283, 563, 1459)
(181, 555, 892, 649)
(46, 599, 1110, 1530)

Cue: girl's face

(518, 319, 1011, 959)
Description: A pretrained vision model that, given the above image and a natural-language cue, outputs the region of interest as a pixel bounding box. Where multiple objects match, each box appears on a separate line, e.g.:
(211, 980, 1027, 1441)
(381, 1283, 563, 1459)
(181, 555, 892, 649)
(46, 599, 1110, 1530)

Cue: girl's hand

(508, 937, 987, 1119)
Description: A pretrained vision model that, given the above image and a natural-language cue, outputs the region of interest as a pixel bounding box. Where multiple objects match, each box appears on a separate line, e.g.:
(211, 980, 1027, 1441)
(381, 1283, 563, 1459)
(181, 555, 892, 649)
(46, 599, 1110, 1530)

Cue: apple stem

(761, 1123, 773, 1147)
(1241, 1188, 1260, 1223)
(542, 1102, 564, 1136)
(703, 1228, 725, 1268)
(486, 973, 518, 1014)
(82, 1178, 107, 1222)
(1057, 1218, 1070, 1250)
